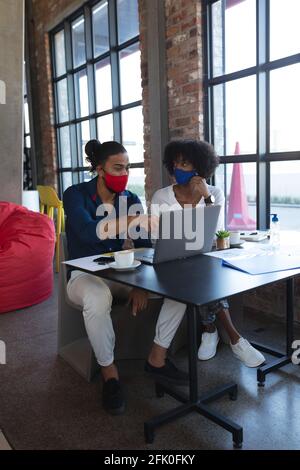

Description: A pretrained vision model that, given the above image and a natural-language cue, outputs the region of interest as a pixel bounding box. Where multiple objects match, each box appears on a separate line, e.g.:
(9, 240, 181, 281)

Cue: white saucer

(109, 260, 141, 271)
(230, 240, 245, 248)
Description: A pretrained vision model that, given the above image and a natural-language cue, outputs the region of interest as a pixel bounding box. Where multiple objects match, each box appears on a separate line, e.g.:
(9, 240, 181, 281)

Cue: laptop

(135, 205, 221, 265)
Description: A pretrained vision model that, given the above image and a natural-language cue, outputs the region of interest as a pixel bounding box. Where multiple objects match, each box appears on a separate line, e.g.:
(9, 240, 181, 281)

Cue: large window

(50, 0, 145, 205)
(205, 0, 300, 230)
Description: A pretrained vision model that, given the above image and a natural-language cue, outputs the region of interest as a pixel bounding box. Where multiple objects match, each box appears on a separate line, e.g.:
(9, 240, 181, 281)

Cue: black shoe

(102, 378, 125, 415)
(144, 358, 189, 386)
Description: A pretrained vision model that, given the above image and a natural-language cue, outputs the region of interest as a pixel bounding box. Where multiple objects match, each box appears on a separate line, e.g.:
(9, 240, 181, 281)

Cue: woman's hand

(189, 176, 210, 199)
(126, 288, 149, 316)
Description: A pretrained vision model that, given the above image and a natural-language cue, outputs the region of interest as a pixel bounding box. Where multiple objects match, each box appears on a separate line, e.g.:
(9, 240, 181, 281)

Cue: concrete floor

(0, 430, 11, 450)
(0, 272, 299, 450)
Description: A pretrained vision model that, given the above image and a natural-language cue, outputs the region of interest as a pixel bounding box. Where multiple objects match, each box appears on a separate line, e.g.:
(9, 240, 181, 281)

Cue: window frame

(203, 0, 300, 230)
(50, 0, 144, 197)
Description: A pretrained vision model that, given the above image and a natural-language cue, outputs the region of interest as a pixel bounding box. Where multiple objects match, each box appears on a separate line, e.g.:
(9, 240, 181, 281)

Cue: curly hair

(85, 139, 127, 172)
(163, 139, 219, 179)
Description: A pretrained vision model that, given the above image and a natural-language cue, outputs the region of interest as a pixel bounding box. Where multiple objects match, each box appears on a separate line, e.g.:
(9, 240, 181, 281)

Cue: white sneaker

(198, 330, 219, 360)
(230, 338, 266, 368)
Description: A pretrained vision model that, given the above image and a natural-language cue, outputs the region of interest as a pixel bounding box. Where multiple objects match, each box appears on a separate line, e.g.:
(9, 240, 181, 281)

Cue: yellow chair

(37, 185, 65, 273)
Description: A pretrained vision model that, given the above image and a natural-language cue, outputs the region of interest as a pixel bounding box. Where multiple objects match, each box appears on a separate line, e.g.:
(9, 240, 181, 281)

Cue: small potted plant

(215, 230, 231, 250)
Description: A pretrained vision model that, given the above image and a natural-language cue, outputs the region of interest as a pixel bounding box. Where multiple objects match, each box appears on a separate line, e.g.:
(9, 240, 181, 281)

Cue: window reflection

(93, 1, 109, 57)
(270, 64, 300, 152)
(59, 126, 72, 167)
(213, 76, 256, 156)
(119, 43, 142, 105)
(57, 79, 69, 123)
(77, 120, 90, 167)
(127, 167, 146, 210)
(95, 58, 112, 112)
(270, 0, 300, 61)
(54, 30, 66, 77)
(121, 106, 143, 164)
(215, 163, 257, 230)
(74, 69, 89, 118)
(117, 0, 139, 44)
(212, 0, 256, 77)
(72, 16, 86, 68)
(62, 172, 73, 192)
(271, 161, 300, 230)
(97, 114, 114, 142)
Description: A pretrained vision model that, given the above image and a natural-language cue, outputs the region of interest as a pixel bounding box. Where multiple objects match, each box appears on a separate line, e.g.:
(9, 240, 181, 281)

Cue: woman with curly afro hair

(151, 139, 265, 368)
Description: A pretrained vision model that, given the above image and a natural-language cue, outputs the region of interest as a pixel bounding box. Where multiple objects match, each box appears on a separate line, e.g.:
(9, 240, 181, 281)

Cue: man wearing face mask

(151, 139, 265, 369)
(63, 139, 189, 416)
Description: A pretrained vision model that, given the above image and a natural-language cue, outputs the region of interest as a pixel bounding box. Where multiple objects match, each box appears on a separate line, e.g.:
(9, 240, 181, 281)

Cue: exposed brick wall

(165, 0, 204, 141)
(139, 0, 204, 202)
(243, 279, 300, 324)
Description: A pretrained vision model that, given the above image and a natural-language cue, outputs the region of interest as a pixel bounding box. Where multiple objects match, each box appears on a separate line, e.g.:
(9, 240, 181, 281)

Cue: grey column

(0, 0, 24, 204)
(147, 0, 169, 193)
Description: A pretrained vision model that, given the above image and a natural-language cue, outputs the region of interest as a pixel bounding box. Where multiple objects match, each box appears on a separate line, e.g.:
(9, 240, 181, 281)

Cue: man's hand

(126, 288, 149, 316)
(189, 176, 210, 199)
(139, 214, 159, 232)
(122, 238, 135, 250)
(132, 214, 159, 238)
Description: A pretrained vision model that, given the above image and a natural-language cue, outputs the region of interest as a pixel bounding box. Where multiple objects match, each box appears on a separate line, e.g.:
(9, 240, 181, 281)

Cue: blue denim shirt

(63, 176, 151, 278)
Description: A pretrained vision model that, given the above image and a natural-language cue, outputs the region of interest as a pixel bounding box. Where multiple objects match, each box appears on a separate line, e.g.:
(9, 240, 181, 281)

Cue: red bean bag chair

(0, 201, 56, 314)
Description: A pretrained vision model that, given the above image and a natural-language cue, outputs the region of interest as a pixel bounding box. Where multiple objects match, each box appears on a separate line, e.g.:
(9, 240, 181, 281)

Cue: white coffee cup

(229, 231, 241, 245)
(114, 250, 134, 267)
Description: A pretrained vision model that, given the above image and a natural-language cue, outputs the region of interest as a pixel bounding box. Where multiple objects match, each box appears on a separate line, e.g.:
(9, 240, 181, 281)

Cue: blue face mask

(174, 168, 198, 185)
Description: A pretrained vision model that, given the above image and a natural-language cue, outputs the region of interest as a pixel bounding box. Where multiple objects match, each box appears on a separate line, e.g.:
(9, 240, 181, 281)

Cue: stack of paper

(63, 255, 112, 272)
(204, 246, 300, 275)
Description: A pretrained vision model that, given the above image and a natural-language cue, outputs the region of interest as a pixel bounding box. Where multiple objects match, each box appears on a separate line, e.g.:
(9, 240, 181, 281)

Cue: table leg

(144, 304, 243, 448)
(252, 277, 295, 387)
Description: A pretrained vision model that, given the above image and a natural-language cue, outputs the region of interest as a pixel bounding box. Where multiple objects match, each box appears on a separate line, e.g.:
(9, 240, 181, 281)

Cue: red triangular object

(227, 142, 256, 230)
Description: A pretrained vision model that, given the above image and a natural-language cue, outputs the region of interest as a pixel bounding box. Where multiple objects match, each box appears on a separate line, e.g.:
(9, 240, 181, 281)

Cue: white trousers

(66, 270, 186, 367)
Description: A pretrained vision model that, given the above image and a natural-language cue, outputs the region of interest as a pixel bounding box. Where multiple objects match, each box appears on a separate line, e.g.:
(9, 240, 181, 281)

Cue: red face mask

(103, 171, 128, 193)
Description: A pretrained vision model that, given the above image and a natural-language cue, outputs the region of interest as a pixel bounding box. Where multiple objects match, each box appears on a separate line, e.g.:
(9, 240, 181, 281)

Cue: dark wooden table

(76, 254, 300, 448)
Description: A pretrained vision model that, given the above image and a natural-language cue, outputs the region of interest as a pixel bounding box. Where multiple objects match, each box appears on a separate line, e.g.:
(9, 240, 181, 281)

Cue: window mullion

(203, 1, 209, 142)
(65, 22, 78, 182)
(109, 0, 121, 142)
(256, 0, 269, 230)
(84, 4, 96, 138)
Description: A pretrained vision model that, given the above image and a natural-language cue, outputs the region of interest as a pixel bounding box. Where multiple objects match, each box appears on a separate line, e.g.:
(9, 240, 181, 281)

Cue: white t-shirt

(151, 184, 225, 233)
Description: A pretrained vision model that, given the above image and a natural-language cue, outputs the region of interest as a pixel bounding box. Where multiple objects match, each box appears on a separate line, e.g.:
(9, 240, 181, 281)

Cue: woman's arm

(211, 187, 225, 232)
